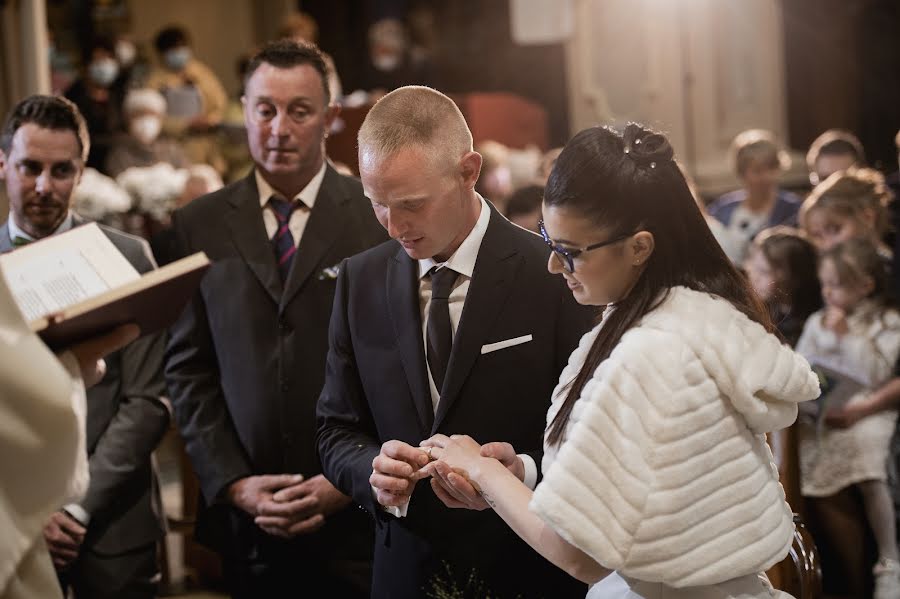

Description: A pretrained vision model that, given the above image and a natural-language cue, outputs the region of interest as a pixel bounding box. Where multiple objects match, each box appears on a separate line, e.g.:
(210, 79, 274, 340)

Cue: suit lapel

(280, 166, 346, 312)
(387, 247, 434, 435)
(432, 211, 521, 432)
(224, 175, 282, 305)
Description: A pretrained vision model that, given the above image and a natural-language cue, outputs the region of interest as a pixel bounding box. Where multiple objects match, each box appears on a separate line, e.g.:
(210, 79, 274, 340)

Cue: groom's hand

(482, 442, 525, 481)
(370, 440, 431, 508)
(423, 438, 523, 510)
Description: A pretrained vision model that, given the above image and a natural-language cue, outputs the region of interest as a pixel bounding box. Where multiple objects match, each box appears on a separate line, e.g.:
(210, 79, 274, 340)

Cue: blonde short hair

(357, 86, 473, 171)
(799, 167, 893, 237)
(730, 129, 790, 177)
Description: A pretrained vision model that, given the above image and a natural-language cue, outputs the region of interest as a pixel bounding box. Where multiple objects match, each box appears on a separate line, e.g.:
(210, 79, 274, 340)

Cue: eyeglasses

(538, 219, 635, 274)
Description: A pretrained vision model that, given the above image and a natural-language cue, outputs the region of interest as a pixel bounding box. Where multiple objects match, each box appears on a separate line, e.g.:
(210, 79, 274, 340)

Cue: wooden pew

(766, 425, 823, 598)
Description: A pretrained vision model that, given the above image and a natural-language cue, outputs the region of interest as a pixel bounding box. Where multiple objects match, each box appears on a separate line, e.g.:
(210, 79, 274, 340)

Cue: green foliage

(424, 561, 524, 599)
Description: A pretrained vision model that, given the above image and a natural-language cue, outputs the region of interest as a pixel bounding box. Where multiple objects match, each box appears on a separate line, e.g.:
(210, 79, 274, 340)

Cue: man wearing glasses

(316, 85, 592, 598)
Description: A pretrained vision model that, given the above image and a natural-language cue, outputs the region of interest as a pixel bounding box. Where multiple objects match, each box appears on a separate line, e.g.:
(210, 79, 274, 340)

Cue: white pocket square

(317, 263, 341, 280)
(481, 334, 533, 355)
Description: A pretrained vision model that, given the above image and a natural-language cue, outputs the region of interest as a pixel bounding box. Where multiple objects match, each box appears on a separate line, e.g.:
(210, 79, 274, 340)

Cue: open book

(0, 222, 209, 350)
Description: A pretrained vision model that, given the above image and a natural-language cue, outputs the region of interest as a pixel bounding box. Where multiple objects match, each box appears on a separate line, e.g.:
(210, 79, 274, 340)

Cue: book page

(0, 223, 140, 322)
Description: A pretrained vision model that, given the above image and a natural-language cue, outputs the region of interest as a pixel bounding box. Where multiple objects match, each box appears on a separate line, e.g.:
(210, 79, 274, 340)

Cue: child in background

(745, 227, 822, 347)
(796, 238, 900, 599)
(708, 129, 801, 264)
(806, 129, 866, 187)
(799, 167, 893, 256)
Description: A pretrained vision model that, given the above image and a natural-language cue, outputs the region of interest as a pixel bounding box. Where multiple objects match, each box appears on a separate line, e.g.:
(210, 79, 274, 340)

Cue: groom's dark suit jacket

(317, 205, 593, 598)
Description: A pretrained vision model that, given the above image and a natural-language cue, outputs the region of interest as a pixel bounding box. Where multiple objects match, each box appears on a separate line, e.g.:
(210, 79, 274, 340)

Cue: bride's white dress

(589, 571, 792, 598)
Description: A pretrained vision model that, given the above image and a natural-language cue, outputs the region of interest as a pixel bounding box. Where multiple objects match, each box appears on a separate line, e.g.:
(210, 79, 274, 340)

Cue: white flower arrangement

(116, 163, 190, 222)
(72, 167, 133, 221)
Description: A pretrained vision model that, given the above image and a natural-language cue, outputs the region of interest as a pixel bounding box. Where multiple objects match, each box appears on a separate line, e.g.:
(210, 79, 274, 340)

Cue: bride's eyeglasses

(538, 220, 635, 274)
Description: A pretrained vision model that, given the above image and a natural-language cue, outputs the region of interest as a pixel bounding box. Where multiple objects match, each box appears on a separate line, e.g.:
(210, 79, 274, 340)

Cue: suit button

(279, 320, 292, 334)
(281, 381, 289, 392)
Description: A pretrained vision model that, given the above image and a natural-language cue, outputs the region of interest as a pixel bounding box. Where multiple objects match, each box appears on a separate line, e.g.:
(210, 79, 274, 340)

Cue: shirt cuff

(372, 485, 410, 518)
(63, 504, 91, 526)
(519, 453, 538, 490)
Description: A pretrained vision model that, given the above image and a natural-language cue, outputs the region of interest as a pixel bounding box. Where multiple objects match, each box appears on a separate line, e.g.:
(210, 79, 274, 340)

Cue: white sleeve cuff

(519, 453, 538, 490)
(63, 504, 91, 526)
(372, 485, 410, 518)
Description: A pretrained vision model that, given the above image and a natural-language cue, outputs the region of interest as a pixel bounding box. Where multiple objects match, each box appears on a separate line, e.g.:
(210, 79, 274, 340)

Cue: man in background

(0, 95, 169, 599)
(146, 24, 228, 175)
(164, 40, 386, 598)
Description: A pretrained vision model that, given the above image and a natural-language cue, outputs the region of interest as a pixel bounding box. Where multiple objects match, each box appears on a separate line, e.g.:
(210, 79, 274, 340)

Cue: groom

(316, 86, 591, 598)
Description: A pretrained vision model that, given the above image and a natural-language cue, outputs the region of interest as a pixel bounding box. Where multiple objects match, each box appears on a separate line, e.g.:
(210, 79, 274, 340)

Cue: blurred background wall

(0, 0, 898, 198)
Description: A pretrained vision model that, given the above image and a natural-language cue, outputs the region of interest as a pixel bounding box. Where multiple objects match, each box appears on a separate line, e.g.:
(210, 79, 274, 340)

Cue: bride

(425, 124, 819, 599)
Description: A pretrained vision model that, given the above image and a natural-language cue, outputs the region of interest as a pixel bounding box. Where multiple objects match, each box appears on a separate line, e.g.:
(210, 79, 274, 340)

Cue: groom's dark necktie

(426, 266, 459, 395)
(268, 196, 297, 282)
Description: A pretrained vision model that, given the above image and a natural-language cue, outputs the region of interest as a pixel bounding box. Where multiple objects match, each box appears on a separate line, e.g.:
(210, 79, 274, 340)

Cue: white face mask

(164, 47, 192, 71)
(130, 115, 162, 144)
(89, 58, 119, 87)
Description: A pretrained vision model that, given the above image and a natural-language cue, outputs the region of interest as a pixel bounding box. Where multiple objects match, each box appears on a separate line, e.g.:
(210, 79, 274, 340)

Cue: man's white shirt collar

(255, 161, 327, 208)
(418, 195, 490, 279)
(7, 210, 75, 242)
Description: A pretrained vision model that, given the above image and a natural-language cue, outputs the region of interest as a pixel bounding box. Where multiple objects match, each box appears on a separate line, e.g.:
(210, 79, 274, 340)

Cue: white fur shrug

(530, 286, 820, 587)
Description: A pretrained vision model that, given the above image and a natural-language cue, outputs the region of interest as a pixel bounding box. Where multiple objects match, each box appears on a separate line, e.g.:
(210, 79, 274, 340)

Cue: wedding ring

(425, 446, 433, 459)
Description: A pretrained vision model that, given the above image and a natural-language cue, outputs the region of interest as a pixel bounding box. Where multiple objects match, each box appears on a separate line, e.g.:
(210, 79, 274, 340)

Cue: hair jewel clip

(634, 138, 642, 145)
(650, 162, 656, 168)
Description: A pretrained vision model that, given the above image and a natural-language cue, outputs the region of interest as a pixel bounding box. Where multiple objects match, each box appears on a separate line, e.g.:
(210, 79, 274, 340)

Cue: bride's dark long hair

(545, 124, 774, 446)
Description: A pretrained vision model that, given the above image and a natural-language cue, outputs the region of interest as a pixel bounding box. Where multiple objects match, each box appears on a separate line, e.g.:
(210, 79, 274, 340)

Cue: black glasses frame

(538, 220, 635, 273)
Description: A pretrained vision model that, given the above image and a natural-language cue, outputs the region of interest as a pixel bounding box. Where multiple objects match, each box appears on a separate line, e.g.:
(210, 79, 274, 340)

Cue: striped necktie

(268, 197, 297, 282)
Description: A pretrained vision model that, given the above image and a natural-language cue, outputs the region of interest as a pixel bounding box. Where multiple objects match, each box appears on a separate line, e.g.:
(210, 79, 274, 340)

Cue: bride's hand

(421, 434, 491, 510)
(423, 434, 485, 478)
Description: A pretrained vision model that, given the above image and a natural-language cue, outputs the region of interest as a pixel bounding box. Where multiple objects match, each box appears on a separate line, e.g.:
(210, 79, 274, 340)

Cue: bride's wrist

(472, 455, 507, 489)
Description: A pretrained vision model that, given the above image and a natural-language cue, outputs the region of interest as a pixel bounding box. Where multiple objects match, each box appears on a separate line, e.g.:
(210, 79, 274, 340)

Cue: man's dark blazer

(0, 216, 169, 571)
(316, 205, 593, 599)
(164, 166, 388, 581)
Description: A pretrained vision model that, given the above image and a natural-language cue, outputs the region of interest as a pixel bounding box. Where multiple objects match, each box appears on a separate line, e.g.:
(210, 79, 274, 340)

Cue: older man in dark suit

(316, 86, 592, 598)
(0, 95, 169, 599)
(164, 40, 387, 598)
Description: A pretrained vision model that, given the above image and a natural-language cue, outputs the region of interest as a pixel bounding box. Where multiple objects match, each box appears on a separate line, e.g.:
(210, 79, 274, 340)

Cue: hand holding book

(0, 223, 209, 350)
